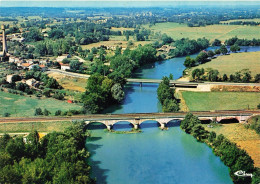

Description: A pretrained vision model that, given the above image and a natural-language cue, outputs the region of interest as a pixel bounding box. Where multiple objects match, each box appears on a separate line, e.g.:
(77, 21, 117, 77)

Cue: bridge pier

(140, 82, 142, 87)
(107, 125, 112, 131)
(160, 123, 166, 129)
(134, 124, 139, 130)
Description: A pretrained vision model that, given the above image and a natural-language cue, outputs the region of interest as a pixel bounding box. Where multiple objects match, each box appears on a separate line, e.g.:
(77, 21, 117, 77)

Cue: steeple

(1, 24, 8, 54)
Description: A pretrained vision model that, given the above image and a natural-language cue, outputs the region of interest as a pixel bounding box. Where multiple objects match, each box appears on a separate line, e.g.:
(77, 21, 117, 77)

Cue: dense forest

(0, 122, 95, 183)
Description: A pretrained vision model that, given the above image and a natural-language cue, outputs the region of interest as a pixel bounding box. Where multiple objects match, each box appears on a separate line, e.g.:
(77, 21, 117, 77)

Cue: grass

(192, 51, 260, 77)
(181, 91, 260, 111)
(203, 123, 260, 167)
(143, 22, 260, 42)
(48, 72, 87, 92)
(0, 121, 74, 133)
(0, 91, 82, 117)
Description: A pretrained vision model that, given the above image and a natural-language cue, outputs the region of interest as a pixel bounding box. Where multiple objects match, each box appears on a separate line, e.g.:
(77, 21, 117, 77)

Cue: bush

(34, 108, 43, 116)
(3, 112, 10, 117)
(55, 110, 62, 116)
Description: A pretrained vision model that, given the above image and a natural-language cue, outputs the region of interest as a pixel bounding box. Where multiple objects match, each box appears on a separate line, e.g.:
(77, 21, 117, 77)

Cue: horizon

(0, 0, 259, 8)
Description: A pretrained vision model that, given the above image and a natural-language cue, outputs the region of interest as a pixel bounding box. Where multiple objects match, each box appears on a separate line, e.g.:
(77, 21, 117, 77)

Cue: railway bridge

(84, 110, 259, 130)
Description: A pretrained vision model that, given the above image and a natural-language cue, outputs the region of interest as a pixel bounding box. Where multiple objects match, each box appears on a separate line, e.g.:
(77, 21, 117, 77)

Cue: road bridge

(126, 78, 260, 88)
(1, 110, 259, 130)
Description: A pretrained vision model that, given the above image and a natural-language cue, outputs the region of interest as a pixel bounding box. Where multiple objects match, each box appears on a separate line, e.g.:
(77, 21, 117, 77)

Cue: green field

(144, 22, 260, 42)
(181, 91, 260, 111)
(0, 91, 82, 117)
(0, 121, 74, 133)
(220, 18, 260, 23)
(191, 51, 260, 76)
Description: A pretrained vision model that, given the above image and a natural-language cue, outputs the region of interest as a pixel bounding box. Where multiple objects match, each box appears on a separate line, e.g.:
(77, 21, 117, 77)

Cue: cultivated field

(0, 91, 82, 117)
(144, 22, 260, 42)
(181, 91, 260, 111)
(191, 51, 260, 77)
(204, 123, 260, 167)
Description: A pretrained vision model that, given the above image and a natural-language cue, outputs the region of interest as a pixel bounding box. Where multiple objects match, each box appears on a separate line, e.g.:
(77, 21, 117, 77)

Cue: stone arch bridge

(84, 110, 259, 130)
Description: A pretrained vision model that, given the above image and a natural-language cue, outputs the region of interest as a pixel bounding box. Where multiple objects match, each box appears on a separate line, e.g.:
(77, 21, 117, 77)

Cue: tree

(222, 74, 228, 81)
(191, 125, 208, 141)
(255, 74, 260, 83)
(195, 52, 208, 64)
(230, 44, 240, 52)
(180, 113, 201, 134)
(184, 56, 196, 68)
(212, 39, 221, 46)
(207, 50, 215, 57)
(11, 75, 21, 83)
(214, 49, 221, 55)
(162, 98, 179, 112)
(220, 45, 228, 55)
(48, 29, 64, 39)
(242, 71, 252, 83)
(208, 69, 219, 82)
(70, 60, 82, 71)
(34, 108, 43, 116)
(208, 131, 216, 142)
(55, 110, 62, 116)
(111, 83, 125, 103)
(43, 109, 51, 116)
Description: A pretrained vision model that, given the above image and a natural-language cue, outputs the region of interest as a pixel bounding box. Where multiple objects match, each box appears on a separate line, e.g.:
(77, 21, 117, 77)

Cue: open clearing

(220, 18, 260, 23)
(0, 91, 82, 117)
(191, 51, 260, 77)
(204, 123, 260, 167)
(181, 91, 260, 111)
(48, 72, 87, 92)
(144, 22, 260, 42)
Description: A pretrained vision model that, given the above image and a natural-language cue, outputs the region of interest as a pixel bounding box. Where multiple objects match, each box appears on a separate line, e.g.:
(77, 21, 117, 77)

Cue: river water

(86, 46, 260, 184)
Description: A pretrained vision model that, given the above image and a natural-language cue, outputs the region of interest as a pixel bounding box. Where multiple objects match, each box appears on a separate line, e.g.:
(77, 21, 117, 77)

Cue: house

(60, 63, 70, 71)
(39, 65, 48, 72)
(21, 63, 31, 69)
(56, 54, 71, 62)
(6, 75, 14, 83)
(26, 78, 37, 86)
(158, 45, 176, 53)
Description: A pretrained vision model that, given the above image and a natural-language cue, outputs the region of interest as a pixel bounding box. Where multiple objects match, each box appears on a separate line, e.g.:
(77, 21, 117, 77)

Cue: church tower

(1, 24, 8, 54)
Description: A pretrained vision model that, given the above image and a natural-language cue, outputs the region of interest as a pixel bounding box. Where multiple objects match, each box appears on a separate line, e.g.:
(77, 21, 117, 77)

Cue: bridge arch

(112, 120, 134, 130)
(85, 121, 107, 130)
(139, 120, 161, 128)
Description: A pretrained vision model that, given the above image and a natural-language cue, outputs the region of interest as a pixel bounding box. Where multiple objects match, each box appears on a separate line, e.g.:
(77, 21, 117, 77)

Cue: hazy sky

(2, 0, 260, 1)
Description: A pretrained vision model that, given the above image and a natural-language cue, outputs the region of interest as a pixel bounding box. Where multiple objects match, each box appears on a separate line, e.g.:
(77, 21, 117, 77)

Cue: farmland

(143, 22, 260, 42)
(181, 91, 260, 111)
(191, 51, 260, 77)
(0, 91, 82, 117)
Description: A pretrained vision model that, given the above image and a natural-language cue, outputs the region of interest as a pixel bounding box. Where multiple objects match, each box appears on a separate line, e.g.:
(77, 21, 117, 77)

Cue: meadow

(143, 22, 260, 42)
(181, 91, 260, 111)
(0, 91, 82, 117)
(191, 51, 260, 77)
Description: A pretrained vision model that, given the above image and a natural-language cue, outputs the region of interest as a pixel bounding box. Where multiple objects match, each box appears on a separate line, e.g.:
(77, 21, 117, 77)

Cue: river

(86, 46, 260, 184)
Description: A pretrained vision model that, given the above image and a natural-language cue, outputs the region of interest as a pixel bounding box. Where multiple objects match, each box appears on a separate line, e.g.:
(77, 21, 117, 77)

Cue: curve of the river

(87, 46, 260, 184)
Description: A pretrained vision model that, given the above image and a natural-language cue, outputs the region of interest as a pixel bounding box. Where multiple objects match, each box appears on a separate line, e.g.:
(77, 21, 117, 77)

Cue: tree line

(157, 76, 179, 112)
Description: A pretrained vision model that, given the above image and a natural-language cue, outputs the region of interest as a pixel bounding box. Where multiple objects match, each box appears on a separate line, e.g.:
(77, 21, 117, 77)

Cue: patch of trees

(228, 21, 260, 26)
(157, 76, 179, 112)
(81, 73, 125, 113)
(225, 37, 260, 46)
(170, 38, 209, 57)
(180, 113, 257, 184)
(0, 123, 95, 183)
(22, 27, 44, 42)
(191, 68, 260, 83)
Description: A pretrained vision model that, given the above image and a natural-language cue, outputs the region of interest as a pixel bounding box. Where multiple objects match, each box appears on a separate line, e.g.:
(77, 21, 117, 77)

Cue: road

(45, 70, 260, 87)
(1, 110, 259, 123)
